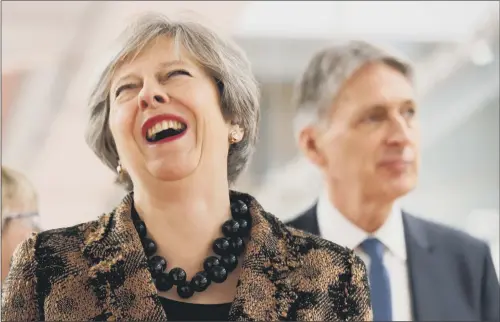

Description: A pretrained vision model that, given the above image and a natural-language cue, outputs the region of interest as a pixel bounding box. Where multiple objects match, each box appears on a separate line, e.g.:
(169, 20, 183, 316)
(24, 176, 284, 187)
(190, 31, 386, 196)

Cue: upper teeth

(147, 120, 184, 138)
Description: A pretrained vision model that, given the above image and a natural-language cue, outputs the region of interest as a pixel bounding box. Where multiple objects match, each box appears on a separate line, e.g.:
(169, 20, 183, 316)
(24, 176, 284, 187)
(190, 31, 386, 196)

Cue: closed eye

(115, 84, 138, 98)
(167, 69, 192, 78)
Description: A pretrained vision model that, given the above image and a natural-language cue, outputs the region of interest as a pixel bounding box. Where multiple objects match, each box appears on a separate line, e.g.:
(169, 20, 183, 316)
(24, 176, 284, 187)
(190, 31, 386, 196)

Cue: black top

(159, 297, 232, 321)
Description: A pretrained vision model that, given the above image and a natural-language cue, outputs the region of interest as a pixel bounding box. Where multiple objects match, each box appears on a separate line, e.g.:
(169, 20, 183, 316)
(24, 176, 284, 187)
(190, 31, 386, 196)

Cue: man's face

(301, 62, 420, 201)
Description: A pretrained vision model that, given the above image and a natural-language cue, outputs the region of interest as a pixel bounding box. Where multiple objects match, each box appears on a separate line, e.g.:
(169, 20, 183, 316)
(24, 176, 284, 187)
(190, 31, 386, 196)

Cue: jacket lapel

(82, 191, 301, 321)
(82, 194, 166, 321)
(228, 191, 301, 321)
(403, 213, 444, 321)
(287, 204, 321, 236)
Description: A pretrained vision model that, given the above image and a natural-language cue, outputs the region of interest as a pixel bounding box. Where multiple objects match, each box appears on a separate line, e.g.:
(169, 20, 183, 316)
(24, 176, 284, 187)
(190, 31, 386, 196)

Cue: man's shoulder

(285, 205, 318, 233)
(404, 212, 489, 253)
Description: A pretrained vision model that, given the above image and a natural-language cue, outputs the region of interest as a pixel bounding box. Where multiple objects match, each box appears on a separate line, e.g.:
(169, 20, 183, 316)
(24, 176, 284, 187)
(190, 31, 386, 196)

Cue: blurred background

(2, 1, 499, 275)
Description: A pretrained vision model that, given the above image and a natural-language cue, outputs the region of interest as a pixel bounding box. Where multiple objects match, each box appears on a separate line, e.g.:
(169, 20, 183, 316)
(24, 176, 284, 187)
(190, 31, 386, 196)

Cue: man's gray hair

(293, 40, 414, 139)
(86, 13, 260, 190)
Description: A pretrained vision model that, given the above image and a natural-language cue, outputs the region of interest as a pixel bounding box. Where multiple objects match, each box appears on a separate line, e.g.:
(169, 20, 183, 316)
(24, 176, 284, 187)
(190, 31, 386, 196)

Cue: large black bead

(203, 256, 220, 272)
(191, 271, 211, 292)
(142, 238, 157, 257)
(221, 254, 238, 272)
(222, 219, 240, 237)
(154, 272, 173, 291)
(177, 283, 194, 298)
(237, 219, 250, 237)
(134, 220, 147, 238)
(213, 237, 231, 256)
(230, 200, 248, 219)
(169, 267, 187, 285)
(209, 266, 228, 283)
(230, 237, 245, 256)
(148, 255, 167, 276)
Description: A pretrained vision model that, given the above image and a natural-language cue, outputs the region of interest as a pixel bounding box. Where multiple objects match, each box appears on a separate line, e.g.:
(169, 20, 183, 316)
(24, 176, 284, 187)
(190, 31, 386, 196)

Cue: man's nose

(386, 117, 412, 146)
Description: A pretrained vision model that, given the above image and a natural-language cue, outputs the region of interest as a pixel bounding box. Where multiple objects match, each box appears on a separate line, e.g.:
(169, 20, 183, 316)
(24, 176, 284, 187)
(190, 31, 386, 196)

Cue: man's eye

(403, 107, 416, 118)
(366, 112, 385, 122)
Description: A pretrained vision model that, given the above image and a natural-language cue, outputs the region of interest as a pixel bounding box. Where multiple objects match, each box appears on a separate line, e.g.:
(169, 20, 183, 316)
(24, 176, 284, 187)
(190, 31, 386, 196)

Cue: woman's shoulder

(258, 207, 366, 274)
(283, 216, 364, 268)
(243, 191, 363, 270)
(22, 212, 113, 255)
(286, 223, 355, 257)
(267, 214, 372, 321)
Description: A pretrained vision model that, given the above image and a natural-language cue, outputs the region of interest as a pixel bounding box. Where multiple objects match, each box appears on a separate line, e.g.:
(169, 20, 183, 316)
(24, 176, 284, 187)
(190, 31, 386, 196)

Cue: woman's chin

(146, 160, 198, 183)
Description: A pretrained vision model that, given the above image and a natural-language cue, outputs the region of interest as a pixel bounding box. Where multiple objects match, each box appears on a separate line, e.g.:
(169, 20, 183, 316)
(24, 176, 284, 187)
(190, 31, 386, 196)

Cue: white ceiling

(3, 1, 498, 74)
(235, 1, 497, 41)
(1, 1, 248, 73)
(235, 37, 436, 82)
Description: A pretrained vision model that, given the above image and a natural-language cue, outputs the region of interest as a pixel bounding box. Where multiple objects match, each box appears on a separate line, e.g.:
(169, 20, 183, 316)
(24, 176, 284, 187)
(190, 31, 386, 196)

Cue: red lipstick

(141, 114, 188, 144)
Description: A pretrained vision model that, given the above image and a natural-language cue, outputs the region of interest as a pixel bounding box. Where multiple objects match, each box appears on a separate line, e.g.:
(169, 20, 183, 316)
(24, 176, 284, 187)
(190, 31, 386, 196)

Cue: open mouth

(145, 119, 187, 143)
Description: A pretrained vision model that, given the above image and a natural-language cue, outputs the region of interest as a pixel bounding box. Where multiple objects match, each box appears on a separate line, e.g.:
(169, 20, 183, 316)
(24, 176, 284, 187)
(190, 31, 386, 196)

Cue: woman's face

(109, 37, 231, 185)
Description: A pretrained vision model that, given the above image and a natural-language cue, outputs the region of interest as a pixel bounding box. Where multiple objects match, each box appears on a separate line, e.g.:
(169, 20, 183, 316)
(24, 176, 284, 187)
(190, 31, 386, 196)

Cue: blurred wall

(1, 2, 498, 273)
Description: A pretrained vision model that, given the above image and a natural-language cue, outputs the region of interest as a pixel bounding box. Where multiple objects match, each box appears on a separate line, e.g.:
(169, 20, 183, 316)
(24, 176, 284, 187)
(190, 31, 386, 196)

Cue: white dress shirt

(316, 190, 413, 321)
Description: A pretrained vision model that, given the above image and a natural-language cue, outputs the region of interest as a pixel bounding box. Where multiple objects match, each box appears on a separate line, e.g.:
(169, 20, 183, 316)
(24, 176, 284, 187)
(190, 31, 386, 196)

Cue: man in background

(1, 166, 40, 282)
(287, 41, 499, 321)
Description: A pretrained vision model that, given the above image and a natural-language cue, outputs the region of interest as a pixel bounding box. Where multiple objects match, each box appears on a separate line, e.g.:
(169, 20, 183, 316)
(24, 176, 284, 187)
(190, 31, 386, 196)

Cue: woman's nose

(138, 86, 169, 109)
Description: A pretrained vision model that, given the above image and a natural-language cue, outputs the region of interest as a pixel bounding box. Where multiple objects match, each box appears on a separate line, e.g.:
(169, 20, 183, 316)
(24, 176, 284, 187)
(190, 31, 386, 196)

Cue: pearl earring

(229, 131, 238, 144)
(117, 162, 125, 176)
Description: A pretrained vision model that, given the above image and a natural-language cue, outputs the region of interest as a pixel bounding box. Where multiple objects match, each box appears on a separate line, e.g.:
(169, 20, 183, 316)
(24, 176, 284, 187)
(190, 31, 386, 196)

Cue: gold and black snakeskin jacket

(1, 191, 372, 321)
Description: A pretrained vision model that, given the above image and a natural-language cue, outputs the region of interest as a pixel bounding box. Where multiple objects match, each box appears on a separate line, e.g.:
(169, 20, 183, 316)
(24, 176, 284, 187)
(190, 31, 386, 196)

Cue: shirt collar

(316, 189, 407, 261)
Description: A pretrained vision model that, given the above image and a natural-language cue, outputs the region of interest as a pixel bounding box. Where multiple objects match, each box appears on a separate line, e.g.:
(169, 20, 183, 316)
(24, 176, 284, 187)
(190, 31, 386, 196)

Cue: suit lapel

(82, 194, 166, 321)
(293, 206, 454, 320)
(403, 213, 446, 321)
(288, 204, 320, 236)
(228, 191, 300, 321)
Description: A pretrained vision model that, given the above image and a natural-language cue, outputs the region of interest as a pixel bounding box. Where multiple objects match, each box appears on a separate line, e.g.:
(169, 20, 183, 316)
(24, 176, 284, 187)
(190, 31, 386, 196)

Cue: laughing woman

(1, 14, 372, 321)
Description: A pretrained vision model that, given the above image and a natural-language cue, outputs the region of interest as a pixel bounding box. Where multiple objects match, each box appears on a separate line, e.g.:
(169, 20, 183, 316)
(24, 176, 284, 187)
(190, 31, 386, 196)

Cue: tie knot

(360, 237, 384, 260)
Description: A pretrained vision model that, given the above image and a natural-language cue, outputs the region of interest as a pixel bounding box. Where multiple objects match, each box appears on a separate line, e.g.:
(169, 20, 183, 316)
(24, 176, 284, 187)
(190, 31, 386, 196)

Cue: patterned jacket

(1, 191, 372, 321)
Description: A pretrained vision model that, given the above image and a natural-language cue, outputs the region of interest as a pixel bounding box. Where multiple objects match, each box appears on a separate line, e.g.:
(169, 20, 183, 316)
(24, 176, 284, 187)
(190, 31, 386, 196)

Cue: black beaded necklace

(131, 196, 252, 299)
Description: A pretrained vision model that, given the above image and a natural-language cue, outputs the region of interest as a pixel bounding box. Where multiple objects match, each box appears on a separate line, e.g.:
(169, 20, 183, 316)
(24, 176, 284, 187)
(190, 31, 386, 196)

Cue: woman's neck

(133, 173, 232, 276)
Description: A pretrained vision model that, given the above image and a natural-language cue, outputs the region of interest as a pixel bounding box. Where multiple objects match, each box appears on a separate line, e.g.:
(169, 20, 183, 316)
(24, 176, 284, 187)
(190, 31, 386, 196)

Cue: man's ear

(298, 126, 327, 168)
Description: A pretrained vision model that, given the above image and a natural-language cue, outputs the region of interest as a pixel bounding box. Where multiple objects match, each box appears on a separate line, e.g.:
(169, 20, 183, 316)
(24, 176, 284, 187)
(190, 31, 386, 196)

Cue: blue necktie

(361, 238, 392, 321)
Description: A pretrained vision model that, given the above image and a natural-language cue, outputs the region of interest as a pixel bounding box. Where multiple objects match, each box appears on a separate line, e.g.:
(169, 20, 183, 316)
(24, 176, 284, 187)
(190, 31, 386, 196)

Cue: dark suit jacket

(287, 204, 500, 321)
(2, 192, 372, 321)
